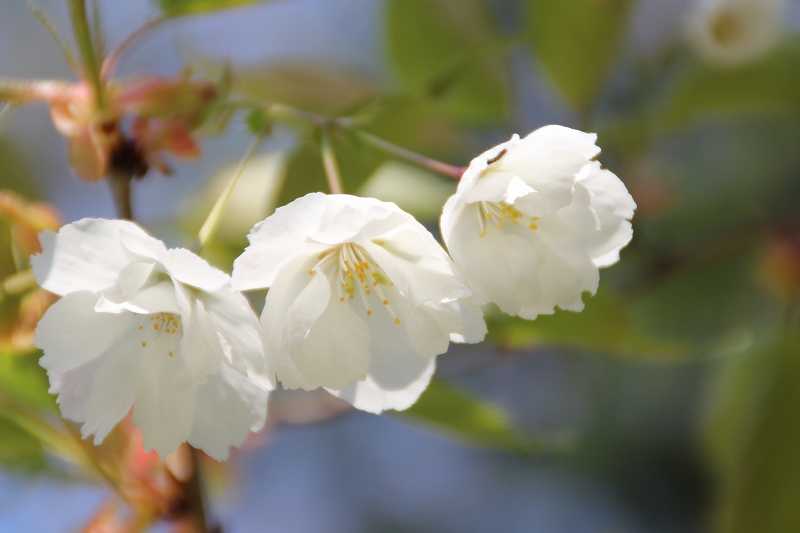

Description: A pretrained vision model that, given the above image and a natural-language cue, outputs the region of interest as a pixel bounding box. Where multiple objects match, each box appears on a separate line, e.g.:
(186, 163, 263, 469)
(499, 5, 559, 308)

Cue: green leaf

(629, 247, 781, 344)
(486, 284, 685, 357)
(399, 380, 561, 453)
(525, 0, 634, 110)
(386, 0, 510, 124)
(0, 352, 57, 413)
(657, 38, 800, 129)
(0, 416, 46, 471)
(707, 334, 800, 533)
(152, 0, 269, 17)
(276, 129, 388, 207)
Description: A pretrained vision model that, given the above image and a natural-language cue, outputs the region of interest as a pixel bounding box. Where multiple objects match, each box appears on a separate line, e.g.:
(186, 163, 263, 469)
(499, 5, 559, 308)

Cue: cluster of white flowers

(686, 0, 785, 66)
(33, 125, 634, 460)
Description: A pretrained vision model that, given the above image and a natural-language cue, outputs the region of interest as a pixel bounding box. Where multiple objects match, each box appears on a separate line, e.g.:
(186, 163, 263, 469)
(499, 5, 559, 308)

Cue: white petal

(81, 321, 144, 444)
(132, 340, 196, 458)
(31, 218, 150, 295)
(577, 163, 636, 267)
(201, 290, 275, 390)
(505, 125, 600, 162)
(260, 253, 325, 390)
(309, 200, 408, 245)
(117, 262, 155, 294)
(118, 229, 168, 263)
(36, 291, 133, 374)
(188, 361, 269, 460)
(328, 354, 435, 414)
(94, 281, 180, 315)
(289, 277, 371, 390)
(232, 192, 331, 291)
(178, 295, 225, 383)
(47, 356, 104, 423)
(446, 205, 540, 314)
(164, 248, 229, 292)
(462, 174, 537, 206)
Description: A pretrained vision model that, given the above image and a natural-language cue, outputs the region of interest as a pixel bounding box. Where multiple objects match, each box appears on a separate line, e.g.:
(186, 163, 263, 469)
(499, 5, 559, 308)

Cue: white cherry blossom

(32, 218, 273, 460)
(440, 126, 635, 319)
(686, 0, 785, 66)
(232, 193, 486, 414)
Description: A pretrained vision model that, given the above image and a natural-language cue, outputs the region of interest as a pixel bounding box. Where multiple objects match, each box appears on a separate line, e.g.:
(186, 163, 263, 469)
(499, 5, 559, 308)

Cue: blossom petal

(446, 205, 540, 314)
(36, 291, 133, 374)
(95, 281, 180, 315)
(31, 219, 151, 295)
(188, 361, 268, 460)
(578, 163, 636, 267)
(328, 361, 435, 413)
(232, 193, 331, 291)
(504, 125, 600, 163)
(118, 229, 168, 264)
(165, 248, 229, 292)
(132, 340, 196, 458)
(201, 291, 275, 390)
(81, 322, 144, 444)
(289, 276, 371, 390)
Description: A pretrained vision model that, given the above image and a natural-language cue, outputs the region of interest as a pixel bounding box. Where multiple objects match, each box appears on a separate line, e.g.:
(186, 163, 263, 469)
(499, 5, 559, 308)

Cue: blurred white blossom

(232, 193, 486, 414)
(686, 0, 785, 66)
(33, 219, 273, 460)
(440, 126, 635, 319)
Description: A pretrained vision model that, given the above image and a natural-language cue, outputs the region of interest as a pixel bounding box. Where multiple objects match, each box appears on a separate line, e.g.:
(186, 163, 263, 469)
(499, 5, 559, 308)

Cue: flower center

(308, 243, 402, 324)
(136, 312, 182, 357)
(476, 201, 539, 237)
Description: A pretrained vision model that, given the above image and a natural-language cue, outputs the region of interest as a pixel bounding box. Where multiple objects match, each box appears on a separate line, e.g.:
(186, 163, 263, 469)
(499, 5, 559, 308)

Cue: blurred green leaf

(399, 379, 558, 453)
(237, 64, 382, 116)
(276, 129, 387, 207)
(657, 38, 800, 129)
(707, 334, 800, 533)
(0, 416, 46, 471)
(386, 0, 510, 124)
(629, 248, 781, 344)
(0, 351, 56, 413)
(486, 284, 685, 357)
(525, 0, 634, 110)
(152, 0, 268, 17)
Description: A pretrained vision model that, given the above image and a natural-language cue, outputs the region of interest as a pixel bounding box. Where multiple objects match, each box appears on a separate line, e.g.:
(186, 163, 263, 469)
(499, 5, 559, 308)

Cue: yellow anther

(486, 212, 492, 218)
(373, 282, 378, 286)
(340, 297, 345, 302)
(169, 351, 173, 357)
(479, 231, 487, 237)
(371, 272, 377, 277)
(308, 269, 314, 275)
(367, 310, 372, 316)
(138, 325, 143, 330)
(154, 324, 159, 330)
(394, 318, 401, 324)
(529, 223, 538, 230)
(174, 322, 178, 327)
(366, 290, 371, 294)
(349, 294, 354, 299)
(142, 342, 147, 347)
(383, 300, 389, 305)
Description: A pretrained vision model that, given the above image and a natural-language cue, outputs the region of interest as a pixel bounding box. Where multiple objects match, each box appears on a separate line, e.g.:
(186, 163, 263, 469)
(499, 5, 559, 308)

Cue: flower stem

(321, 128, 344, 194)
(355, 131, 465, 179)
(67, 0, 104, 109)
(193, 132, 265, 253)
(186, 447, 212, 533)
(107, 172, 133, 220)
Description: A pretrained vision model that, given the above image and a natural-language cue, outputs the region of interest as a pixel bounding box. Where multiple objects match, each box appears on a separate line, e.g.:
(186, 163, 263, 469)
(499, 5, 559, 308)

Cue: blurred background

(1, 0, 800, 531)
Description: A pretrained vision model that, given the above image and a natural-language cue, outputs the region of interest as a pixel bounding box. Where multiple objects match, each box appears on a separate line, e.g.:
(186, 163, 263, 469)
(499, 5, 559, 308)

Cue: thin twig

(356, 131, 465, 179)
(101, 17, 164, 80)
(192, 131, 266, 253)
(321, 128, 344, 194)
(222, 100, 466, 180)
